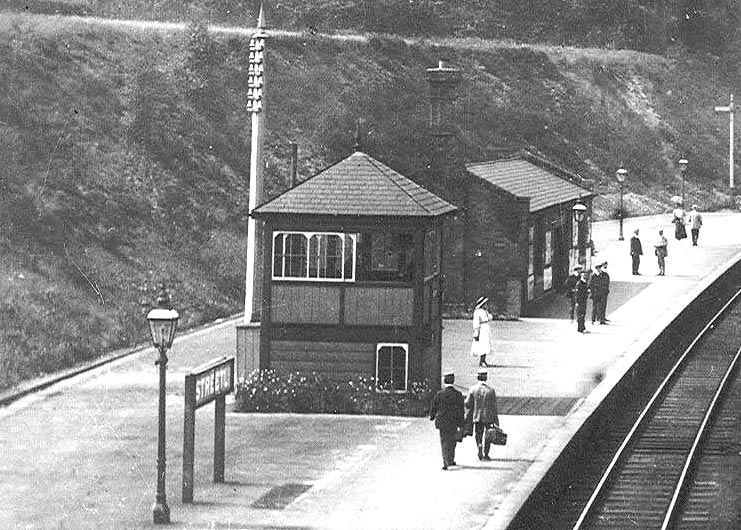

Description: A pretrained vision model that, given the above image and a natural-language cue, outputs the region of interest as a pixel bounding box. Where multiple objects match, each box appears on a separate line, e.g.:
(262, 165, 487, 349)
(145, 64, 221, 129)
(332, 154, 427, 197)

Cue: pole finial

(257, 3, 266, 30)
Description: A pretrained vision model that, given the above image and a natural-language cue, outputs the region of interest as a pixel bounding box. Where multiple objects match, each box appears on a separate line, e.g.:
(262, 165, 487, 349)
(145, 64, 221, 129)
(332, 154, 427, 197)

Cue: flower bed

(234, 369, 433, 417)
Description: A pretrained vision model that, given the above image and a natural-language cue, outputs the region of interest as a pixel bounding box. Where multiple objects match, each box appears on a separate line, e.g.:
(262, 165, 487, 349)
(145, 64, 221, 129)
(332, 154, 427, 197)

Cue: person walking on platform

(430, 371, 464, 470)
(630, 229, 643, 275)
(655, 230, 668, 276)
(589, 261, 610, 324)
(688, 205, 703, 246)
(471, 296, 493, 367)
(465, 368, 500, 461)
(562, 266, 582, 321)
(672, 202, 687, 241)
(574, 270, 590, 333)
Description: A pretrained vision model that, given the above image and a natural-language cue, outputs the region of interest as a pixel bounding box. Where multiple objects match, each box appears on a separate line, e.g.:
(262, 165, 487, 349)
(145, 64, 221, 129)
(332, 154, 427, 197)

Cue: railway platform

(1, 212, 741, 530)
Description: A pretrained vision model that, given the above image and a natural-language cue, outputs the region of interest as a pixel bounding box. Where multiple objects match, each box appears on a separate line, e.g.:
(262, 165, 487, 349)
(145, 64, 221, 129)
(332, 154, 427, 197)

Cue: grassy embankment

(0, 11, 736, 389)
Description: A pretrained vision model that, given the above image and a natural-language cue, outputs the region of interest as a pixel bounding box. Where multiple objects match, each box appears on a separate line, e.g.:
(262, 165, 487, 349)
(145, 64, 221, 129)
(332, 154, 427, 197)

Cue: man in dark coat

(574, 270, 590, 333)
(465, 369, 500, 461)
(562, 266, 582, 321)
(430, 371, 464, 470)
(630, 229, 643, 275)
(589, 261, 610, 324)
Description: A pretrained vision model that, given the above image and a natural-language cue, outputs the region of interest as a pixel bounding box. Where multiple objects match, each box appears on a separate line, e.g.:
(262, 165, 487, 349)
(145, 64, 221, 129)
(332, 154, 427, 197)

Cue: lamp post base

(153, 500, 170, 524)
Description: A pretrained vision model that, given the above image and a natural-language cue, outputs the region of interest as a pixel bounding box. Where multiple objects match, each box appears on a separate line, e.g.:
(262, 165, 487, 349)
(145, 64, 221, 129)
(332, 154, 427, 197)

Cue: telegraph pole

(244, 4, 267, 323)
(714, 94, 734, 189)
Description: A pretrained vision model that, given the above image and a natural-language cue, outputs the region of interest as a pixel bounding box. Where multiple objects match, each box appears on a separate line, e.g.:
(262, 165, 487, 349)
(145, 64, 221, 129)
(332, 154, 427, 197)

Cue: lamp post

(572, 201, 587, 267)
(714, 94, 734, 189)
(678, 158, 688, 205)
(147, 285, 179, 524)
(616, 167, 627, 241)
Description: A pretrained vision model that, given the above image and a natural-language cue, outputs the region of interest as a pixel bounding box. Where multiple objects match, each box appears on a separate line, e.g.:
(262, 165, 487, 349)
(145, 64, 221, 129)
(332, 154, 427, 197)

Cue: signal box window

(273, 232, 355, 281)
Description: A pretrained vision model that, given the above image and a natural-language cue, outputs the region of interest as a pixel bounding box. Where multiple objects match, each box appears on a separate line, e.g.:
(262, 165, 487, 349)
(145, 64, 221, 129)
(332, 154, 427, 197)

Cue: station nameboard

(187, 357, 234, 409)
(183, 356, 234, 503)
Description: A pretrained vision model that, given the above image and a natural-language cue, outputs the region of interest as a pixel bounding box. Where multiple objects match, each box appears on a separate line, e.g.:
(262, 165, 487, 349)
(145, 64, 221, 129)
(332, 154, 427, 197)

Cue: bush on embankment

(235, 369, 434, 416)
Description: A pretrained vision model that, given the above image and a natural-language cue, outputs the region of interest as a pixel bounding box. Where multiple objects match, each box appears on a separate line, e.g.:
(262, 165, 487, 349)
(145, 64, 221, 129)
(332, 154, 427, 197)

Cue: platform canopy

(253, 151, 457, 218)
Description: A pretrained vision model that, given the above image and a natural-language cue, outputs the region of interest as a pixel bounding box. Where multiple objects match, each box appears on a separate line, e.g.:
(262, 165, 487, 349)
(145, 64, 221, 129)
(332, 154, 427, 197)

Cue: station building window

(375, 343, 408, 392)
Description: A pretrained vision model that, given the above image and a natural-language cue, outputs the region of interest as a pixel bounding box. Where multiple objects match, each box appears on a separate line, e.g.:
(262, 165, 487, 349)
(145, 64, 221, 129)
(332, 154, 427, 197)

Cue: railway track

(570, 288, 741, 530)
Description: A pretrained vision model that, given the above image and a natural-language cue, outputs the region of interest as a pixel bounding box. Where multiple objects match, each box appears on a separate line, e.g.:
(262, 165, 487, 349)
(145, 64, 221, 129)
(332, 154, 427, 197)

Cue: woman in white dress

(471, 296, 493, 367)
(672, 201, 687, 241)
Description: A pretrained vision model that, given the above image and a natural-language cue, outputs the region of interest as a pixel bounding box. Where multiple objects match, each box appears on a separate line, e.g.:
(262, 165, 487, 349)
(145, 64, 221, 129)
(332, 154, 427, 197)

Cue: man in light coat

(465, 368, 500, 461)
(688, 205, 703, 246)
(655, 230, 668, 276)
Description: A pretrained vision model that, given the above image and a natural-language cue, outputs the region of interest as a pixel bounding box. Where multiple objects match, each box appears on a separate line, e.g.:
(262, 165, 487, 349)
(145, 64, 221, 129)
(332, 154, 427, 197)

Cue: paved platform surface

(1, 212, 740, 530)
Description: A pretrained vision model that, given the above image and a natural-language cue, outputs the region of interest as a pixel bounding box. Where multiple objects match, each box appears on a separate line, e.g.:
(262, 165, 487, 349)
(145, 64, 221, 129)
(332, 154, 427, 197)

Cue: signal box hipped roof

(253, 151, 457, 218)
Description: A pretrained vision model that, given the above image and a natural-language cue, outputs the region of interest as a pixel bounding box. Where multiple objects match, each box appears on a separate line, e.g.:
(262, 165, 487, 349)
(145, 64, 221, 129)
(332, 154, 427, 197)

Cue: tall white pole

(714, 94, 735, 189)
(244, 5, 266, 324)
(244, 111, 262, 323)
(730, 94, 734, 189)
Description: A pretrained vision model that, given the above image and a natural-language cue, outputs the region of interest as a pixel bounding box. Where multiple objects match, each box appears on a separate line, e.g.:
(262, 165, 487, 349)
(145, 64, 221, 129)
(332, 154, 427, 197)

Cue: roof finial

(257, 3, 266, 30)
(353, 120, 361, 151)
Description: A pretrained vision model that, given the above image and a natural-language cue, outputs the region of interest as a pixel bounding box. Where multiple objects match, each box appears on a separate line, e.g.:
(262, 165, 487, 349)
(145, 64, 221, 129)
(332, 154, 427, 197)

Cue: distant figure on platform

(465, 369, 500, 461)
(574, 270, 590, 333)
(430, 371, 464, 470)
(471, 296, 493, 367)
(655, 230, 668, 276)
(589, 261, 610, 324)
(688, 205, 703, 246)
(563, 266, 582, 321)
(630, 229, 643, 275)
(672, 203, 687, 241)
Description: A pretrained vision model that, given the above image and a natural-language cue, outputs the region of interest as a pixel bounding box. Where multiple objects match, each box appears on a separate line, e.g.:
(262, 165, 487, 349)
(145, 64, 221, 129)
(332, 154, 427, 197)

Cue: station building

(251, 149, 457, 390)
(441, 150, 596, 317)
(423, 62, 595, 317)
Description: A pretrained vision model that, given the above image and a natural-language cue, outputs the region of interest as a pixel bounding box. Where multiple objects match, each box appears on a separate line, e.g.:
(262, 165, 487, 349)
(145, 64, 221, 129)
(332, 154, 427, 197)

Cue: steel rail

(570, 287, 741, 530)
(660, 342, 741, 530)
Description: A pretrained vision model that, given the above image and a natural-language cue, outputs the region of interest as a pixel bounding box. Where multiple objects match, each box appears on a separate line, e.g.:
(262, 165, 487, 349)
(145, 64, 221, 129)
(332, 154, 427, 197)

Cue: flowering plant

(235, 369, 433, 416)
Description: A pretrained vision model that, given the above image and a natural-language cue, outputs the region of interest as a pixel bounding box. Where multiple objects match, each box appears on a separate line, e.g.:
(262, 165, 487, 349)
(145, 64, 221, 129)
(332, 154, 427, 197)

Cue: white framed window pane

(308, 234, 320, 278)
(273, 233, 285, 277)
(323, 234, 343, 278)
(285, 233, 307, 277)
(309, 234, 343, 279)
(377, 346, 392, 389)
